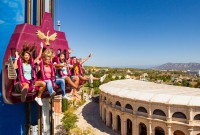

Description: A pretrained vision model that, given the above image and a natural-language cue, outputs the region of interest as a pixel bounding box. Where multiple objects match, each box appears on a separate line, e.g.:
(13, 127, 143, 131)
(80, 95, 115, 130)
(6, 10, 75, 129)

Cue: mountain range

(152, 63, 200, 71)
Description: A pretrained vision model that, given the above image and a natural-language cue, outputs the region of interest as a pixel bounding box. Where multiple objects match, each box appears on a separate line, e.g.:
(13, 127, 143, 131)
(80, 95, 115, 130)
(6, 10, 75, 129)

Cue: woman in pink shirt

(41, 50, 71, 100)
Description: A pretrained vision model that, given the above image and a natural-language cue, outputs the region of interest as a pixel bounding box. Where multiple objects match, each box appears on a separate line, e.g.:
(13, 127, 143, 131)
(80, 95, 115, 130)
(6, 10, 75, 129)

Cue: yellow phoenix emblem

(36, 30, 57, 46)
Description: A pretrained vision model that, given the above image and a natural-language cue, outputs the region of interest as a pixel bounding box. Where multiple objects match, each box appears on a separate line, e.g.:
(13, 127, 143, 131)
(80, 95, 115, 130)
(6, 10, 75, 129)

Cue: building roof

(99, 79, 200, 106)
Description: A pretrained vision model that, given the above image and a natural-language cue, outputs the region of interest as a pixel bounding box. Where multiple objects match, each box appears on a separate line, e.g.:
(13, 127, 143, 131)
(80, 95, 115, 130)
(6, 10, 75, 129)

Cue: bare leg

(35, 81, 46, 98)
(21, 83, 29, 102)
(64, 76, 78, 88)
(79, 75, 89, 81)
(22, 82, 29, 89)
(79, 75, 100, 81)
(92, 77, 100, 81)
(73, 76, 80, 88)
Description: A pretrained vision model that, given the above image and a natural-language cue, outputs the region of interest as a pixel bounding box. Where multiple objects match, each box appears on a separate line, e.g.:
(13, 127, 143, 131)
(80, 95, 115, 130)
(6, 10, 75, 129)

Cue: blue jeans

(44, 79, 66, 96)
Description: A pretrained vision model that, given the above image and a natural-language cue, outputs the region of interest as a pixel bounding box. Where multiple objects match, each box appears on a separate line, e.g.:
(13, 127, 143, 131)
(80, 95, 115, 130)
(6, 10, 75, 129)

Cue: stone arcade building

(99, 79, 200, 135)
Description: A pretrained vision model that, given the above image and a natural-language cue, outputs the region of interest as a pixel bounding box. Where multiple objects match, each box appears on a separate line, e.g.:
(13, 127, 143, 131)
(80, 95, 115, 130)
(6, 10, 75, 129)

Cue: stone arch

(155, 126, 165, 135)
(174, 130, 185, 135)
(104, 108, 106, 123)
(127, 119, 132, 135)
(125, 104, 133, 110)
(117, 115, 121, 133)
(172, 112, 187, 119)
(139, 122, 147, 135)
(194, 114, 200, 120)
(116, 101, 121, 106)
(138, 106, 148, 113)
(100, 104, 102, 117)
(109, 111, 113, 128)
(152, 122, 167, 134)
(153, 109, 166, 116)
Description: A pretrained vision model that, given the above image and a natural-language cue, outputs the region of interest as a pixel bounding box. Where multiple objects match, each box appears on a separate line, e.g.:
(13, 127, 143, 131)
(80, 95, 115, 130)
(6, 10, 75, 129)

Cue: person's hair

(42, 48, 54, 59)
(43, 55, 51, 60)
(71, 56, 76, 59)
(20, 42, 36, 56)
(58, 52, 65, 57)
(19, 42, 36, 63)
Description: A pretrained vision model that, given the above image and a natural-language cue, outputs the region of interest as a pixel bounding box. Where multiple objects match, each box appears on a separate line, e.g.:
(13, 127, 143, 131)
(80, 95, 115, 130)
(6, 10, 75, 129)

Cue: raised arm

(13, 51, 19, 69)
(54, 63, 65, 69)
(80, 53, 92, 65)
(34, 42, 43, 63)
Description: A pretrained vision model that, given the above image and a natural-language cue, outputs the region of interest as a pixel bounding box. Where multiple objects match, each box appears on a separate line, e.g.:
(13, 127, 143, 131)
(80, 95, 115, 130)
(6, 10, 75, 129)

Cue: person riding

(71, 56, 107, 83)
(53, 52, 80, 90)
(14, 42, 46, 106)
(39, 49, 72, 100)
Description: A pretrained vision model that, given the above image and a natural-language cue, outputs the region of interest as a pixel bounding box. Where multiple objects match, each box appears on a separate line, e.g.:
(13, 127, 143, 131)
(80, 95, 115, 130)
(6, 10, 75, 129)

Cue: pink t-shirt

(44, 66, 52, 79)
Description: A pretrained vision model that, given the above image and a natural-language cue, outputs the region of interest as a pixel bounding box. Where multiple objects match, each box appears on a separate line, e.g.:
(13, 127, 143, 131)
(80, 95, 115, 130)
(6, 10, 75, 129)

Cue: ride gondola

(2, 12, 70, 104)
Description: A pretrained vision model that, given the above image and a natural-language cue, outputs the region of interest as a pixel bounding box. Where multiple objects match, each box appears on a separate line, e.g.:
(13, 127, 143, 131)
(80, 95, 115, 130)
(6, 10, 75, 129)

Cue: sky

(1, 0, 200, 68)
(0, 0, 24, 67)
(55, 0, 200, 67)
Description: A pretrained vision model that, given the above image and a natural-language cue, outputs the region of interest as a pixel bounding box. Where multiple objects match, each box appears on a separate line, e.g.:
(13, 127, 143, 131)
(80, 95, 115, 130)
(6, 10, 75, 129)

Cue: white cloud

(0, 20, 5, 24)
(14, 10, 23, 22)
(3, 0, 18, 8)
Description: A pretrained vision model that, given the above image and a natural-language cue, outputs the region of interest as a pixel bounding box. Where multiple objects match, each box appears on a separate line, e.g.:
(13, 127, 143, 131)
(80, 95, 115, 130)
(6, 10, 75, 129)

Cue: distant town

(83, 64, 200, 91)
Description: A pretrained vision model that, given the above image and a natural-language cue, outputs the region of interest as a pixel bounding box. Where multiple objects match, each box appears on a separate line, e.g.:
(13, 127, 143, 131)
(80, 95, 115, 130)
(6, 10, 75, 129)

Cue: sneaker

(21, 88, 28, 102)
(100, 74, 107, 83)
(35, 97, 43, 106)
(62, 95, 72, 100)
(50, 90, 56, 97)
(89, 74, 93, 84)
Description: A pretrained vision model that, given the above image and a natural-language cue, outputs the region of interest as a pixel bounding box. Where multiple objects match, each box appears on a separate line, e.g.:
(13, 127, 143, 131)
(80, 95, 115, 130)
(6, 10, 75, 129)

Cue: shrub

(62, 99, 68, 112)
(69, 127, 95, 135)
(61, 109, 78, 132)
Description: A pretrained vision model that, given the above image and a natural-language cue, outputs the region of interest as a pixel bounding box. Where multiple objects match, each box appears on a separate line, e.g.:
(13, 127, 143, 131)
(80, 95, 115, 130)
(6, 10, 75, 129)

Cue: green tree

(62, 109, 78, 132)
(115, 76, 119, 80)
(121, 75, 125, 79)
(182, 80, 190, 87)
(62, 99, 68, 112)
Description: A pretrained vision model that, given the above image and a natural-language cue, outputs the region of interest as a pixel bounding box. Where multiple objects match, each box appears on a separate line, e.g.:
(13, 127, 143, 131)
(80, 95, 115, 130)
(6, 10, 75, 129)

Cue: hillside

(153, 63, 200, 71)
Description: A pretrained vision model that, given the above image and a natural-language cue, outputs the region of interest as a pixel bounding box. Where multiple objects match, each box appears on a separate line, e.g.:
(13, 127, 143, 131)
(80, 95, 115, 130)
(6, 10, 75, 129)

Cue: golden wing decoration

(48, 33, 57, 41)
(36, 30, 57, 46)
(36, 30, 46, 39)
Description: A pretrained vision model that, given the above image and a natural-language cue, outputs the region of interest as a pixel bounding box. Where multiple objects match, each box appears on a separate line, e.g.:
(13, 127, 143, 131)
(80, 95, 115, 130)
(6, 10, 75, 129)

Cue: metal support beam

(50, 98, 54, 135)
(38, 106, 42, 135)
(25, 103, 31, 135)
(25, 0, 32, 24)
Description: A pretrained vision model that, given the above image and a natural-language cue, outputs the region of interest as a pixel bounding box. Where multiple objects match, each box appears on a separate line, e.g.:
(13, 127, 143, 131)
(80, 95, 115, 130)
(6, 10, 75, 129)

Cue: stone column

(167, 124, 171, 135)
(113, 115, 117, 131)
(121, 116, 126, 135)
(188, 127, 193, 135)
(189, 108, 193, 125)
(148, 120, 152, 135)
(148, 103, 152, 118)
(106, 110, 110, 127)
(167, 106, 171, 122)
(133, 117, 137, 135)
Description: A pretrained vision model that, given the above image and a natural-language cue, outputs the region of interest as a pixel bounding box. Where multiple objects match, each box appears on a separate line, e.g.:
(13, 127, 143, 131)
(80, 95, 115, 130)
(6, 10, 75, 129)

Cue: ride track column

(24, 1, 32, 135)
